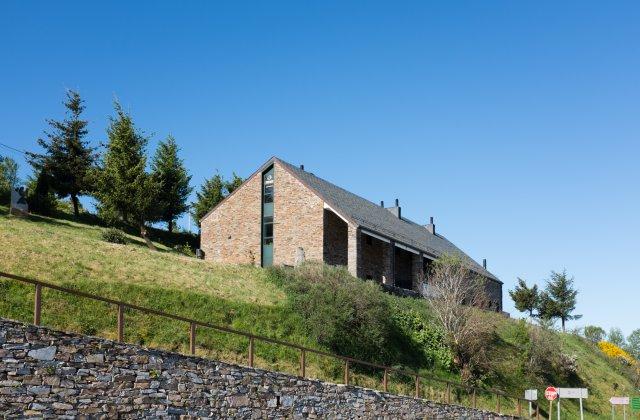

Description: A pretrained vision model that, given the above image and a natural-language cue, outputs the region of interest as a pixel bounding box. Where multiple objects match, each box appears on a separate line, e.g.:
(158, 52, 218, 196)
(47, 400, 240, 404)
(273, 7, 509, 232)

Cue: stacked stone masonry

(0, 319, 514, 419)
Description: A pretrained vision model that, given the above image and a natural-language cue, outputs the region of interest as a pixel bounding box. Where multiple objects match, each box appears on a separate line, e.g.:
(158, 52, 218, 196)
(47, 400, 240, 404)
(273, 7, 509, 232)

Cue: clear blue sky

(1, 1, 639, 335)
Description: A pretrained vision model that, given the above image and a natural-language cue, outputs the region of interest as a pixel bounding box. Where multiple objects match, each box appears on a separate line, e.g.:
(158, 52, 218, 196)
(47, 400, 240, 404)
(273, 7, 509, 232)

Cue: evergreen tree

(29, 90, 96, 217)
(544, 270, 581, 332)
(509, 278, 540, 317)
(191, 173, 226, 228)
(225, 172, 244, 195)
(151, 136, 192, 233)
(96, 101, 159, 248)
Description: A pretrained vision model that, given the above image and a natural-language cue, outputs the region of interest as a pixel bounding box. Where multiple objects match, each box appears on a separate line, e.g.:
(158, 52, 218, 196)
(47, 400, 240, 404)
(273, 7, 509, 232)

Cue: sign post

(525, 389, 538, 418)
(558, 388, 588, 420)
(545, 387, 558, 420)
(610, 397, 630, 420)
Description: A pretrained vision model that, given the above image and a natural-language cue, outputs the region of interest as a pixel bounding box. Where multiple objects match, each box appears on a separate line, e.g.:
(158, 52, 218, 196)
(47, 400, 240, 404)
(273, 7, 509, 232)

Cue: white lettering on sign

(558, 388, 588, 399)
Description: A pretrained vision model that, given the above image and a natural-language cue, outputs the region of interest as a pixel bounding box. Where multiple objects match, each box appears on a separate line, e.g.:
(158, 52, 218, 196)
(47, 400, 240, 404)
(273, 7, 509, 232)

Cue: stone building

(200, 157, 503, 311)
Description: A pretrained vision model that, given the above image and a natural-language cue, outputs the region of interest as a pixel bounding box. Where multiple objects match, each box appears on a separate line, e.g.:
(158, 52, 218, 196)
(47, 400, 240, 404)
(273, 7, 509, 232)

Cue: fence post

(117, 304, 124, 342)
(446, 383, 451, 404)
(299, 349, 305, 377)
(248, 337, 254, 367)
(382, 369, 388, 392)
(496, 393, 501, 413)
(472, 389, 477, 408)
(33, 284, 42, 326)
(189, 323, 196, 355)
(517, 398, 522, 417)
(344, 360, 349, 385)
(415, 375, 420, 398)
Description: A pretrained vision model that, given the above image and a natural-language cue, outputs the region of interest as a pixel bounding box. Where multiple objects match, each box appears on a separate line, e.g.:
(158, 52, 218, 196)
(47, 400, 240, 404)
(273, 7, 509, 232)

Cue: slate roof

(275, 158, 501, 283)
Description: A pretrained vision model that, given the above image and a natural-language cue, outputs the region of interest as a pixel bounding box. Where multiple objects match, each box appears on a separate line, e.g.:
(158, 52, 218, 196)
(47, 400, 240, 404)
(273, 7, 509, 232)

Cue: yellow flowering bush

(598, 341, 636, 366)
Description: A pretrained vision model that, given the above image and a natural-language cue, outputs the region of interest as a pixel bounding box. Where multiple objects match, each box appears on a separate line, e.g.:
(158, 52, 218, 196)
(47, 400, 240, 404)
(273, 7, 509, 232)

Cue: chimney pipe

(395, 198, 399, 207)
(300, 164, 304, 170)
(430, 216, 434, 225)
(426, 216, 436, 235)
(483, 259, 487, 269)
(380, 200, 384, 207)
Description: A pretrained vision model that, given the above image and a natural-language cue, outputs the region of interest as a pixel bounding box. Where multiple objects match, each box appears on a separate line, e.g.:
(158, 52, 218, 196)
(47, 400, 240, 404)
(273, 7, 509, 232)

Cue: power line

(0, 141, 30, 156)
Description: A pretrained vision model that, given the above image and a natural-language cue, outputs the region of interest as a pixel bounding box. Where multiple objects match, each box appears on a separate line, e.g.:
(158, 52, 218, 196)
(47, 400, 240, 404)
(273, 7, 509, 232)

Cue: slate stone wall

(0, 319, 514, 419)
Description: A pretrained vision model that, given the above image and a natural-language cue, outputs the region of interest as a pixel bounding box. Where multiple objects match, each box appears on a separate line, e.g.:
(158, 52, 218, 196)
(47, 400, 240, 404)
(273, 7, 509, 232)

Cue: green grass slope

(0, 205, 636, 418)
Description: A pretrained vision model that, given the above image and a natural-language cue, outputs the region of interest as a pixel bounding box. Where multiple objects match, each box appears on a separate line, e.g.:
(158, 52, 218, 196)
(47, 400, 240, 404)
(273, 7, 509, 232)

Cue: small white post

(623, 404, 626, 420)
(579, 397, 584, 420)
(529, 401, 532, 418)
(558, 398, 561, 420)
(611, 404, 615, 420)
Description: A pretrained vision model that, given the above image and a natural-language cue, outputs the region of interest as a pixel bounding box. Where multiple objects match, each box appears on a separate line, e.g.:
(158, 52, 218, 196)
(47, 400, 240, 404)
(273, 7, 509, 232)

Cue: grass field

(0, 204, 636, 418)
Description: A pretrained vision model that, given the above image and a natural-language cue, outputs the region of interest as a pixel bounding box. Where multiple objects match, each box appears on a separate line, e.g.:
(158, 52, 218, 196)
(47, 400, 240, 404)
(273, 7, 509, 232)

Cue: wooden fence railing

(0, 271, 523, 416)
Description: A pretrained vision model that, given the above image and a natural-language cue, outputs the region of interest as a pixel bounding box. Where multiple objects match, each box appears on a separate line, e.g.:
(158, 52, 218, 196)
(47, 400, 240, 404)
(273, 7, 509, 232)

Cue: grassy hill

(0, 204, 637, 418)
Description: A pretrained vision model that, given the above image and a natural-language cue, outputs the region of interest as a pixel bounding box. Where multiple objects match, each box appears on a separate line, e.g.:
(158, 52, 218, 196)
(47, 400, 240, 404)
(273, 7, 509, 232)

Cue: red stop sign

(545, 386, 558, 401)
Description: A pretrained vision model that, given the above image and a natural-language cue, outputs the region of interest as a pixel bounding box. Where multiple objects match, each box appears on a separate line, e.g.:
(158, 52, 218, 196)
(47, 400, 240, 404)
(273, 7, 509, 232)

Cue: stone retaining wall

(0, 319, 514, 419)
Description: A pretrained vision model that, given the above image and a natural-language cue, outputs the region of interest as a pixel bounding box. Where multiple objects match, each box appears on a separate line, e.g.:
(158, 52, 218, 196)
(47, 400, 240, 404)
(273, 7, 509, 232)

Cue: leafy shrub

(101, 228, 127, 244)
(392, 306, 453, 369)
(173, 243, 195, 257)
(599, 341, 636, 365)
(268, 263, 396, 365)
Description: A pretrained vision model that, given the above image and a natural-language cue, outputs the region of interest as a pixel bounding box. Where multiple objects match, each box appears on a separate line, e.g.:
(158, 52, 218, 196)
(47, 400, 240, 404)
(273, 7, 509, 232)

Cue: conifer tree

(544, 270, 581, 332)
(509, 278, 540, 318)
(29, 90, 96, 217)
(225, 172, 244, 195)
(151, 136, 192, 233)
(96, 101, 159, 248)
(191, 173, 226, 228)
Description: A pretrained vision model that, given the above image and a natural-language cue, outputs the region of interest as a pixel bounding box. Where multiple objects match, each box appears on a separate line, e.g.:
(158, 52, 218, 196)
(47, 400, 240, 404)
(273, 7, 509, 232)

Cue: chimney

(380, 200, 384, 207)
(300, 164, 304, 170)
(425, 216, 436, 235)
(386, 198, 402, 219)
(395, 198, 399, 207)
(483, 259, 487, 269)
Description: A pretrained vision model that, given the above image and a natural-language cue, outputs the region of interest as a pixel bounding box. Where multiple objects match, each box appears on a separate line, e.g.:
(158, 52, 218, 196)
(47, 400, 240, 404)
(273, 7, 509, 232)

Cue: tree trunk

(139, 223, 157, 251)
(168, 217, 173, 233)
(71, 194, 80, 217)
(561, 319, 566, 332)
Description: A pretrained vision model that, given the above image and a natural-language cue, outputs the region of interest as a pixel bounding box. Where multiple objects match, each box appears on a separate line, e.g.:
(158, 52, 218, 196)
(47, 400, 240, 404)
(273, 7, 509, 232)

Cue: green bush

(269, 263, 396, 365)
(173, 243, 195, 257)
(101, 228, 127, 244)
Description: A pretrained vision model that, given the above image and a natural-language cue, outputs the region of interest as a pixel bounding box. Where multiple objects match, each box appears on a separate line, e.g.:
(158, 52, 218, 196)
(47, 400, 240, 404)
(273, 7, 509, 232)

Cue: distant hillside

(0, 204, 636, 418)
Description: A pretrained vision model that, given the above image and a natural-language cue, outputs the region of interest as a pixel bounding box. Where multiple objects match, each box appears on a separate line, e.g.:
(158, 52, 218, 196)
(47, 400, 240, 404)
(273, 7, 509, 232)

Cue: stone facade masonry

(273, 162, 325, 266)
(200, 170, 262, 265)
(0, 319, 514, 419)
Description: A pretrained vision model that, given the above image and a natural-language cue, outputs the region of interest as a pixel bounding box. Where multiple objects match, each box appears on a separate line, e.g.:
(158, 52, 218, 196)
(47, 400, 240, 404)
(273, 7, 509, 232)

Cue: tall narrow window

(261, 167, 274, 267)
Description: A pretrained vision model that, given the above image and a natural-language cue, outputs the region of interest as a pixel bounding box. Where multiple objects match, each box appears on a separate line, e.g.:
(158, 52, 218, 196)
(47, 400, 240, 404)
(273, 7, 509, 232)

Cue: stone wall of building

(273, 163, 325, 266)
(322, 209, 348, 267)
(0, 319, 514, 419)
(360, 233, 387, 282)
(200, 171, 262, 265)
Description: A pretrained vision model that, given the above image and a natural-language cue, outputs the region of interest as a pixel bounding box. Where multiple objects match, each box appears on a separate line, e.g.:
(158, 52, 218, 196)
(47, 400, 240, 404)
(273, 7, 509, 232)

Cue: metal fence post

(415, 375, 420, 398)
(33, 284, 42, 326)
(344, 360, 349, 385)
(117, 304, 124, 342)
(299, 349, 306, 377)
(189, 323, 196, 355)
(248, 337, 254, 367)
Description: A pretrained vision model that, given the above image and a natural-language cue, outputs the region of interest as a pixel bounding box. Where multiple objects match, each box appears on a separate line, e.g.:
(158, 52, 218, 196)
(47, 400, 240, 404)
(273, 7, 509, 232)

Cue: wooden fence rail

(0, 271, 524, 415)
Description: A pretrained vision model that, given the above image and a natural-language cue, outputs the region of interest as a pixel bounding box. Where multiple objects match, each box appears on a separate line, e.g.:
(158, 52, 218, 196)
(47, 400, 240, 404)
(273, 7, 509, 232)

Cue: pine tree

(508, 278, 540, 317)
(29, 90, 96, 217)
(544, 270, 581, 332)
(191, 173, 226, 228)
(96, 101, 159, 249)
(151, 136, 192, 233)
(225, 172, 244, 195)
